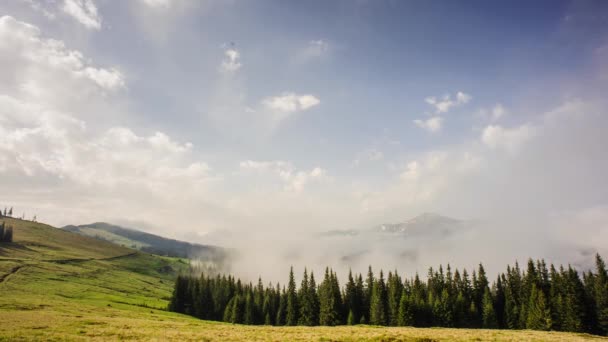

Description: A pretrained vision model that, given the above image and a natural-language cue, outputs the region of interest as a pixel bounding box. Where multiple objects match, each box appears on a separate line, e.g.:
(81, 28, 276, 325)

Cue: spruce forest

(169, 254, 608, 336)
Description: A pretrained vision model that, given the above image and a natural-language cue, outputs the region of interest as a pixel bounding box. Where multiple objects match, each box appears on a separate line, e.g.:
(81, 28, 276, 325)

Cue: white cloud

(491, 104, 506, 121)
(481, 124, 535, 153)
(414, 116, 443, 133)
(0, 16, 124, 93)
(477, 103, 507, 122)
(19, 0, 56, 19)
(62, 0, 101, 30)
(240, 160, 326, 193)
(139, 0, 174, 9)
(261, 92, 320, 113)
(425, 91, 471, 114)
(220, 48, 242, 73)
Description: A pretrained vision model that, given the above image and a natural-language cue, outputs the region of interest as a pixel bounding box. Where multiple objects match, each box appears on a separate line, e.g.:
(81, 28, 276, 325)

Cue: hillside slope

(0, 217, 604, 341)
(63, 222, 226, 261)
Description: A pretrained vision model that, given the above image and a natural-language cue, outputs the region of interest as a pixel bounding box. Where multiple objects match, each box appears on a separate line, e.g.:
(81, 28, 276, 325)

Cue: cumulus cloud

(261, 92, 320, 113)
(220, 48, 242, 73)
(425, 91, 471, 113)
(413, 116, 443, 133)
(62, 0, 101, 30)
(19, 0, 56, 19)
(481, 124, 535, 153)
(0, 16, 124, 93)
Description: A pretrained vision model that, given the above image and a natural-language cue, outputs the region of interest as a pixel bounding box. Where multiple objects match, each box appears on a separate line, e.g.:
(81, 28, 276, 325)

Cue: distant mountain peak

(374, 213, 462, 236)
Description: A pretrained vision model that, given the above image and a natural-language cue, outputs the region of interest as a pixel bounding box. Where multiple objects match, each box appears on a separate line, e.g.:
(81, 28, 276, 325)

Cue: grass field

(0, 217, 606, 341)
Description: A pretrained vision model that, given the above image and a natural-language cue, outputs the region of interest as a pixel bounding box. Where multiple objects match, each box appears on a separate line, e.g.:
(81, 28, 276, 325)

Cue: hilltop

(63, 221, 226, 260)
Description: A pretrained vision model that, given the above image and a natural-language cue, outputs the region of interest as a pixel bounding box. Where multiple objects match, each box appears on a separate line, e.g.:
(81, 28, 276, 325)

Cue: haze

(1, 0, 607, 282)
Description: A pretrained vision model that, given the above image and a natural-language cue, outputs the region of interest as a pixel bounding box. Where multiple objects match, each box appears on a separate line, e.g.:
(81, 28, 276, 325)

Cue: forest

(169, 254, 608, 336)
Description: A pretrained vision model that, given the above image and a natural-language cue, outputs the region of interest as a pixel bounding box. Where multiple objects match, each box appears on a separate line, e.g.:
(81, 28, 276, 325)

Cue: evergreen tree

(168, 275, 190, 313)
(286, 267, 299, 326)
(526, 284, 552, 331)
(344, 270, 361, 324)
(370, 270, 388, 325)
(319, 268, 341, 326)
(244, 292, 255, 325)
(482, 288, 498, 328)
(363, 266, 374, 323)
(298, 268, 317, 326)
(398, 291, 414, 326)
(309, 272, 320, 325)
(275, 287, 287, 326)
(387, 270, 403, 326)
(594, 254, 608, 335)
(230, 294, 245, 324)
(8, 207, 12, 217)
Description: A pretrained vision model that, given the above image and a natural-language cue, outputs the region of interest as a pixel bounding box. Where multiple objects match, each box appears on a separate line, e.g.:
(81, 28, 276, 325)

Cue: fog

(194, 98, 608, 283)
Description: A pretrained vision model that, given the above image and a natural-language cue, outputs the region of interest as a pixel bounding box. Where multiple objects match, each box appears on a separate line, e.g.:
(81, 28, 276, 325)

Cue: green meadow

(0, 217, 605, 341)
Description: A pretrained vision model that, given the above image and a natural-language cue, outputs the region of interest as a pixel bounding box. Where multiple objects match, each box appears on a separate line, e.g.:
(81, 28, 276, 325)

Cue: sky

(1, 0, 608, 278)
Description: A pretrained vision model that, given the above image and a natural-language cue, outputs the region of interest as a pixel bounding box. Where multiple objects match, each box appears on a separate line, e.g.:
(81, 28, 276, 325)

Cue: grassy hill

(0, 217, 606, 341)
(63, 222, 226, 260)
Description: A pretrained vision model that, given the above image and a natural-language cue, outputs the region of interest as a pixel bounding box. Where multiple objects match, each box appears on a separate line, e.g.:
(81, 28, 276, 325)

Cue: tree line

(0, 205, 37, 222)
(168, 254, 608, 335)
(0, 222, 13, 243)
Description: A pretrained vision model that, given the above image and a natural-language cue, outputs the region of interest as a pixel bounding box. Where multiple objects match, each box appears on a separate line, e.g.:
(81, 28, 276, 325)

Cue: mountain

(371, 213, 465, 237)
(63, 222, 227, 261)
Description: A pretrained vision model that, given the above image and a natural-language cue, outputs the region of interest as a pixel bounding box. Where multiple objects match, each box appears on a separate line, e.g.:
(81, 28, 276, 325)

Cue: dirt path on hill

(0, 265, 24, 284)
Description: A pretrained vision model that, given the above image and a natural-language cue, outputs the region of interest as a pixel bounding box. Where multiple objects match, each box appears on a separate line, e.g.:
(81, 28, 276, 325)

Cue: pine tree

(526, 284, 552, 331)
(398, 291, 414, 326)
(387, 270, 403, 326)
(298, 269, 316, 326)
(363, 266, 374, 324)
(286, 267, 299, 326)
(230, 294, 245, 324)
(8, 207, 12, 217)
(244, 292, 255, 324)
(309, 272, 320, 325)
(168, 275, 190, 313)
(482, 288, 498, 328)
(319, 268, 341, 326)
(370, 270, 388, 325)
(344, 270, 360, 324)
(275, 287, 287, 326)
(594, 254, 608, 335)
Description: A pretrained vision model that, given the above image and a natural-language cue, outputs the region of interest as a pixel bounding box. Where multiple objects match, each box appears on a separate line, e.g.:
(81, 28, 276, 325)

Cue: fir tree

(370, 270, 388, 325)
(298, 268, 317, 326)
(319, 268, 342, 326)
(481, 288, 498, 328)
(398, 291, 414, 326)
(387, 270, 403, 326)
(594, 254, 608, 335)
(275, 287, 287, 326)
(526, 284, 552, 330)
(344, 270, 361, 324)
(286, 267, 299, 326)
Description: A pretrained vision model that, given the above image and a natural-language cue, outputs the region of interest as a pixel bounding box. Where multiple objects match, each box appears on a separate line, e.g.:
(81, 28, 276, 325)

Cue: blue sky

(1, 0, 608, 268)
